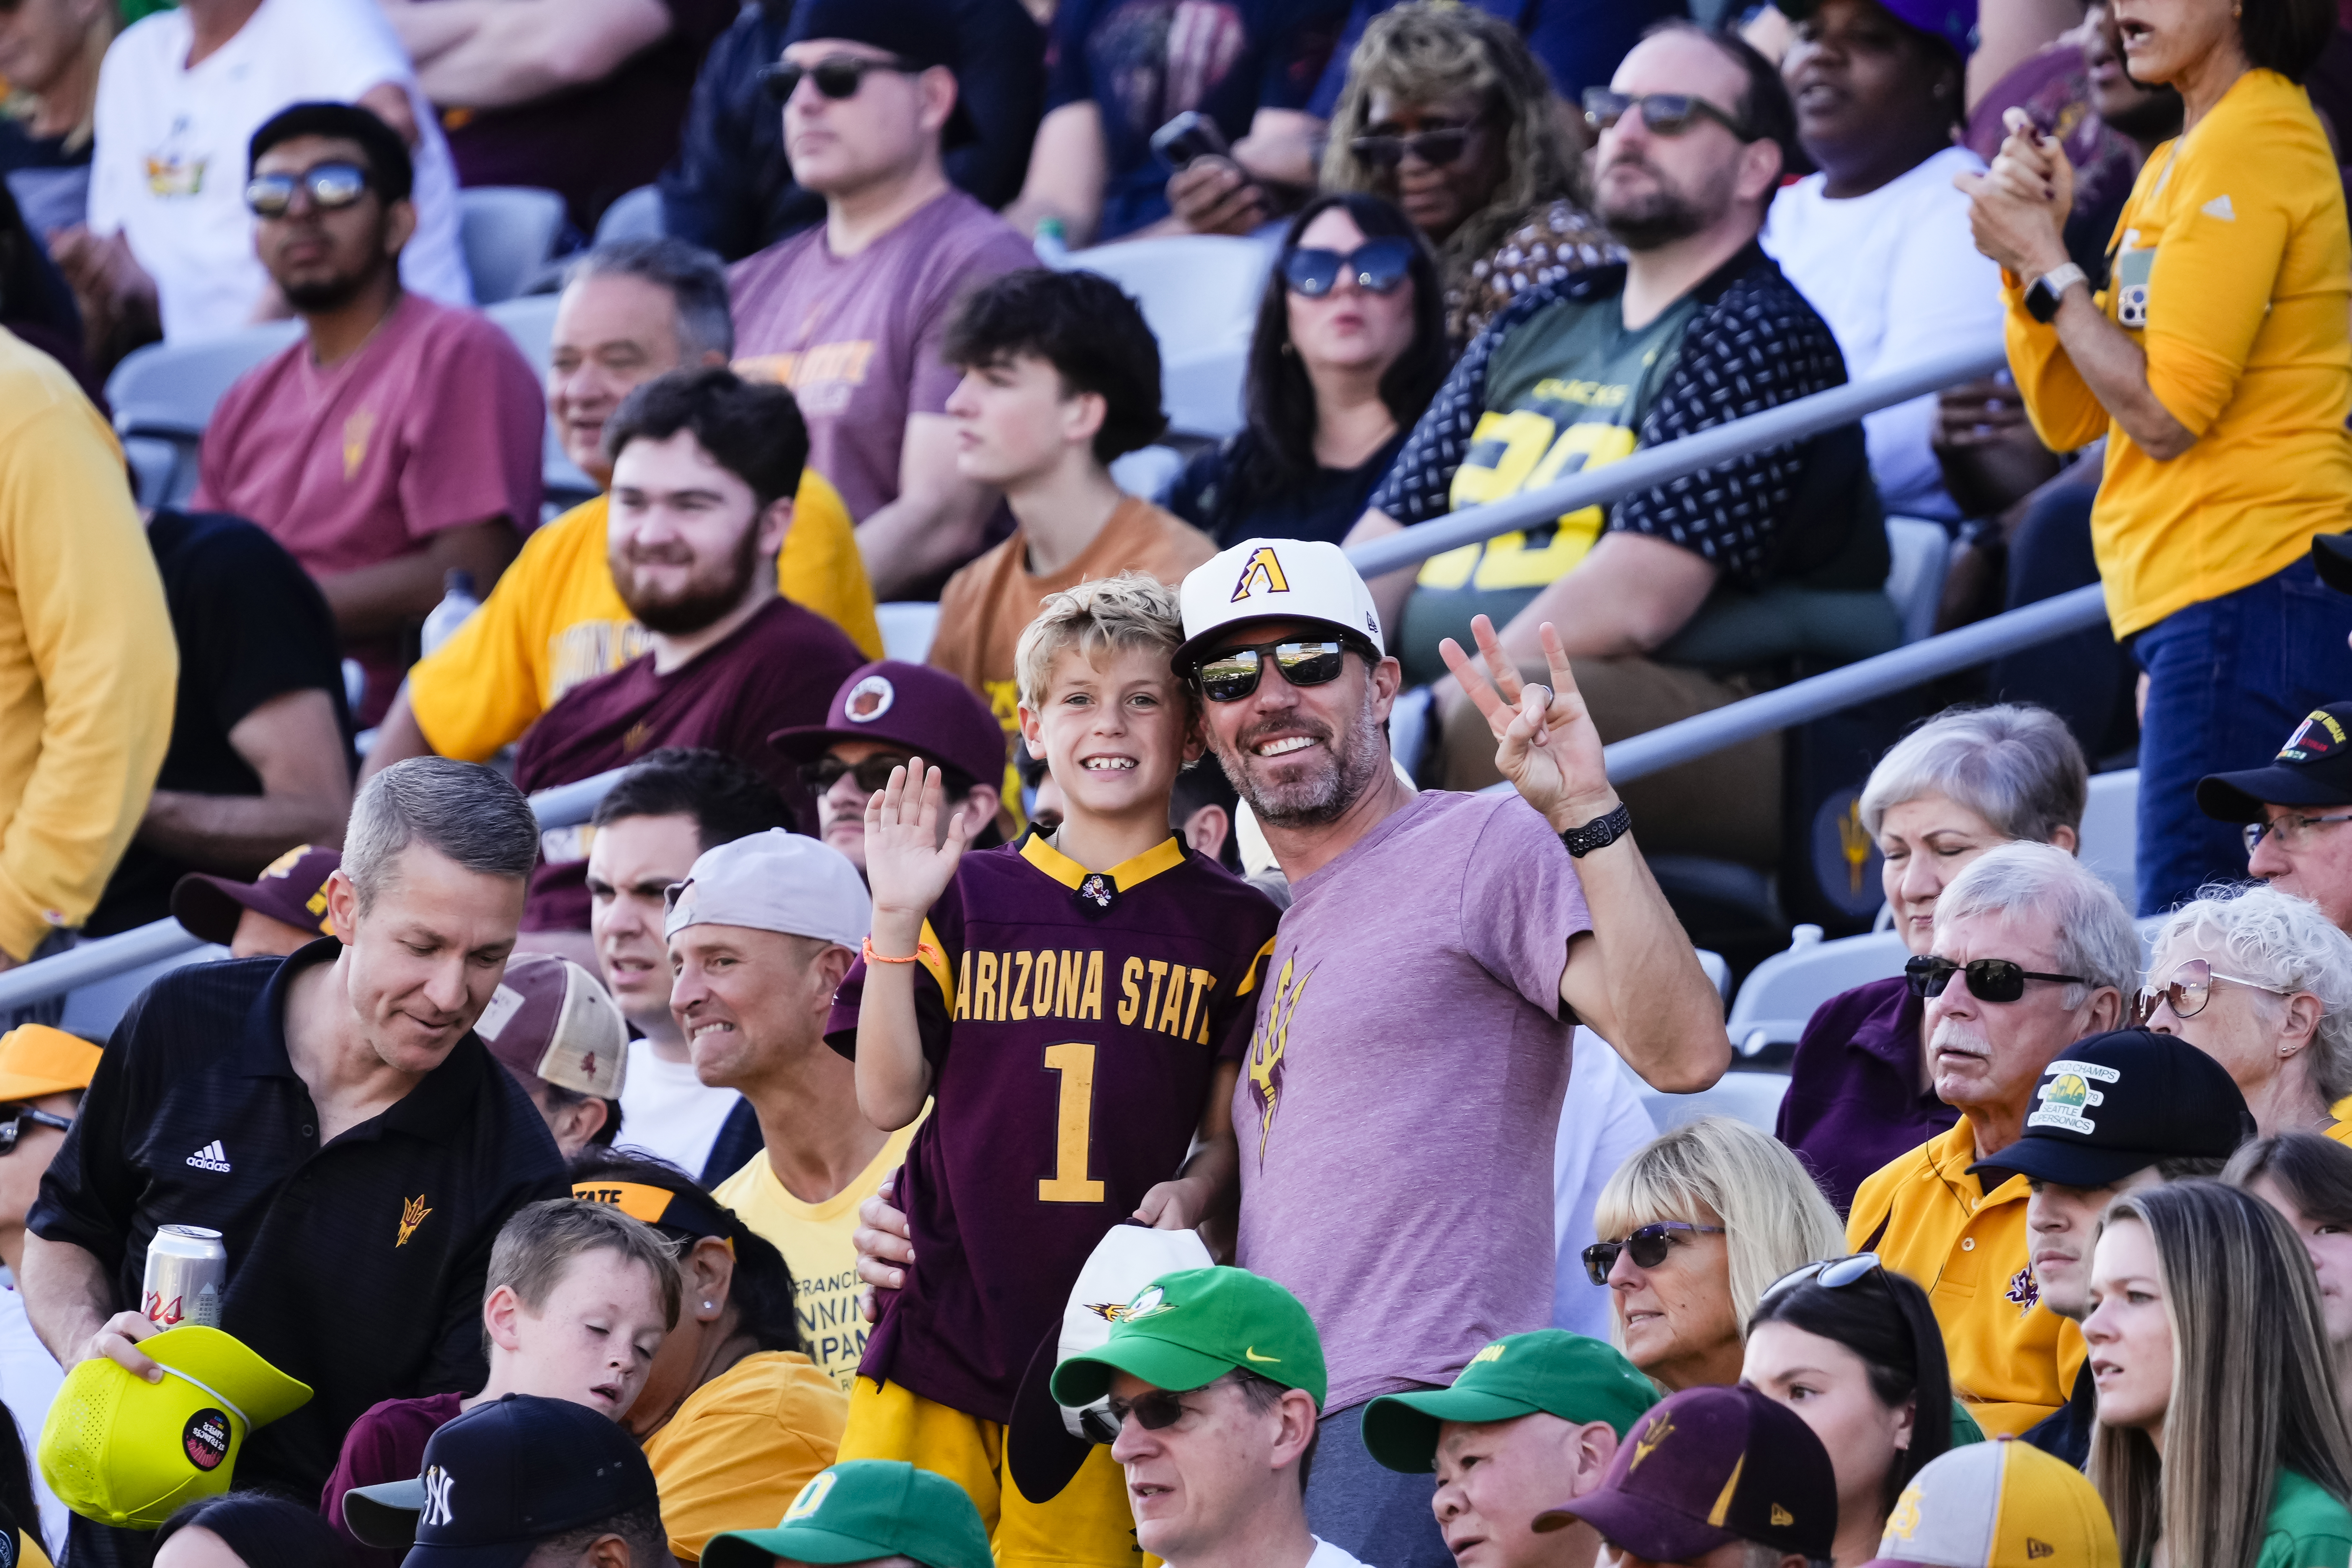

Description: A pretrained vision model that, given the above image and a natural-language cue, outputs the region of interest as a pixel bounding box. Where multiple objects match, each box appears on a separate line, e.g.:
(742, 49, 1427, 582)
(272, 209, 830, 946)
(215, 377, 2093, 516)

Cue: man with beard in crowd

(511, 368, 863, 961)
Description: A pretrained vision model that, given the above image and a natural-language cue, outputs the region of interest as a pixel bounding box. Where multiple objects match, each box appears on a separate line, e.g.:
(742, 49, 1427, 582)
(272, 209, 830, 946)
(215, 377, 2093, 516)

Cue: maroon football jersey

(828, 832, 1280, 1422)
(513, 597, 863, 930)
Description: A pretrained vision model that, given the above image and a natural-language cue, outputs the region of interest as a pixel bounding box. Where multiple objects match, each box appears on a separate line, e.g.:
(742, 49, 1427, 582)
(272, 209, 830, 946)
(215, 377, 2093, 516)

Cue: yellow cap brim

(144, 1326, 312, 1429)
(0, 1025, 99, 1101)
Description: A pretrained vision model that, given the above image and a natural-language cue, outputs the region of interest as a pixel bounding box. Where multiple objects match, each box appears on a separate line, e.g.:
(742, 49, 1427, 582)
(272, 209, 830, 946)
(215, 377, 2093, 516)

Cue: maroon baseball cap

(476, 955, 629, 1099)
(769, 660, 1006, 792)
(1535, 1385, 1838, 1562)
(170, 844, 342, 946)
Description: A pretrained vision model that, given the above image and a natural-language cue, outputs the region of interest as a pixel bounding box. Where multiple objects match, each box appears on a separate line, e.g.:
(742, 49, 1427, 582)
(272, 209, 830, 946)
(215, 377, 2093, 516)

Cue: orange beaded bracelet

(863, 936, 941, 967)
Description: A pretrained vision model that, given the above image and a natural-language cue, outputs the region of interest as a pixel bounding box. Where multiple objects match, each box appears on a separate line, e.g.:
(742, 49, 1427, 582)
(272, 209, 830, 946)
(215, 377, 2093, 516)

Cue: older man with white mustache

(1846, 841, 2138, 1437)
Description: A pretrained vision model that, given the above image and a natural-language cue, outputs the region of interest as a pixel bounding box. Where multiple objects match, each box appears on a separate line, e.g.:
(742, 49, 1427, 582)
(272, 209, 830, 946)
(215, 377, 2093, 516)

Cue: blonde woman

(1584, 1117, 1845, 1390)
(2084, 1180, 2352, 1568)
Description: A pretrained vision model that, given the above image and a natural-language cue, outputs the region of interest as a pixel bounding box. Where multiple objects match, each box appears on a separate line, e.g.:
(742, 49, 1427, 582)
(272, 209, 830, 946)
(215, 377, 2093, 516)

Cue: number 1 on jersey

(1039, 1041, 1106, 1203)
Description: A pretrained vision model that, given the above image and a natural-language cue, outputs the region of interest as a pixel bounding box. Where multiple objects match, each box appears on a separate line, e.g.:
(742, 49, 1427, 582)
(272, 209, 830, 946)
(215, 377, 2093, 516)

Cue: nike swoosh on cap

(1243, 1347, 1279, 1363)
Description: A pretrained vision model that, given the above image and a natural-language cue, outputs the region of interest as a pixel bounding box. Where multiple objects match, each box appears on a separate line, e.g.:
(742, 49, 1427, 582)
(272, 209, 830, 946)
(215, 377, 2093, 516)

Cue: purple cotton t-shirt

(513, 597, 864, 930)
(1774, 974, 1957, 1217)
(1235, 790, 1591, 1411)
(828, 833, 1281, 1423)
(727, 191, 1034, 524)
(192, 293, 545, 725)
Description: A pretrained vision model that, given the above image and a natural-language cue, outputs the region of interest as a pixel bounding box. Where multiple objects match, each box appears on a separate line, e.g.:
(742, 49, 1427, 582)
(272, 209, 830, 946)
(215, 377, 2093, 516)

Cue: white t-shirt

(616, 1039, 742, 1178)
(1552, 1030, 1659, 1343)
(0, 1286, 66, 1557)
(1761, 145, 2004, 524)
(88, 0, 473, 342)
(1306, 1537, 1374, 1568)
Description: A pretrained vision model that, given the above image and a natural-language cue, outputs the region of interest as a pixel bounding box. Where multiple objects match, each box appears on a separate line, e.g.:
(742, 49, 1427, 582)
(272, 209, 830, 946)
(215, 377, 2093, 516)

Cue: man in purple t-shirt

(191, 102, 543, 728)
(514, 367, 862, 944)
(727, 0, 1034, 600)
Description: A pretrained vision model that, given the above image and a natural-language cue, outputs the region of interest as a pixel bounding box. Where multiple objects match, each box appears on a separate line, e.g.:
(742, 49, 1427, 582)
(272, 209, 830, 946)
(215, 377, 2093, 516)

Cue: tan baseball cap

(476, 956, 628, 1099)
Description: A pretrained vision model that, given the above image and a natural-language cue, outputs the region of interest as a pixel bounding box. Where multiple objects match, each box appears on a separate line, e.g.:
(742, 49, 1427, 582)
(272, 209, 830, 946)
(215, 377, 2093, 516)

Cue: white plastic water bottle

(420, 569, 480, 656)
(1034, 217, 1070, 266)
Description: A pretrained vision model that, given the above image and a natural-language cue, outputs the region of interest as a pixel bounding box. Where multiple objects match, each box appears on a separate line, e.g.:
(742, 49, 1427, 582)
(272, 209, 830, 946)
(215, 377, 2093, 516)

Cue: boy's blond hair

(485, 1198, 683, 1337)
(1014, 571, 1193, 711)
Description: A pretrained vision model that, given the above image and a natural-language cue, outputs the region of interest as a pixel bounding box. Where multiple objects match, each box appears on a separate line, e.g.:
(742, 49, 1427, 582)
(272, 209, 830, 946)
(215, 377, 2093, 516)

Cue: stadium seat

(458, 186, 568, 305)
(106, 320, 304, 505)
(876, 601, 942, 663)
(1058, 235, 1274, 439)
(1883, 517, 1951, 645)
(1725, 923, 1908, 1055)
(594, 185, 663, 246)
(2079, 767, 2138, 905)
(484, 294, 598, 508)
(1639, 1070, 1791, 1136)
(59, 941, 226, 1041)
(1108, 444, 1183, 503)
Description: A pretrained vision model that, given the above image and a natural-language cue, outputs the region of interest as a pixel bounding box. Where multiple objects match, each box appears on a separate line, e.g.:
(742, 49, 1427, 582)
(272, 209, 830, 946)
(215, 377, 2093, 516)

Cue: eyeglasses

(1581, 88, 1756, 141)
(1348, 126, 1476, 169)
(1762, 1252, 1885, 1303)
(1904, 954, 2090, 1003)
(802, 753, 916, 796)
(0, 1106, 72, 1155)
(1581, 1221, 1726, 1286)
(2243, 811, 2352, 855)
(245, 161, 371, 219)
(1193, 639, 1358, 704)
(2131, 957, 2298, 1025)
(1280, 238, 1418, 299)
(758, 54, 922, 104)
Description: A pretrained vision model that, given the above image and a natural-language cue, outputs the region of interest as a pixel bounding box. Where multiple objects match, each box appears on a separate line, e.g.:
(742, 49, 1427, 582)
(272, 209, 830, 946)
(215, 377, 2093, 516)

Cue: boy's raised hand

(864, 758, 973, 931)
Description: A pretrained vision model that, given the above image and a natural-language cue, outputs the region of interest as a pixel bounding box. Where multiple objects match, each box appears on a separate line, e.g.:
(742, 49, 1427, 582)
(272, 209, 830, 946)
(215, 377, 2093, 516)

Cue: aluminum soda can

(141, 1224, 227, 1328)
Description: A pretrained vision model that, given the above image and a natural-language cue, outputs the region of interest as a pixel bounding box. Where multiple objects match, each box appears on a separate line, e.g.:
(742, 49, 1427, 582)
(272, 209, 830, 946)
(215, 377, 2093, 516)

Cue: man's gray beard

(1220, 689, 1391, 831)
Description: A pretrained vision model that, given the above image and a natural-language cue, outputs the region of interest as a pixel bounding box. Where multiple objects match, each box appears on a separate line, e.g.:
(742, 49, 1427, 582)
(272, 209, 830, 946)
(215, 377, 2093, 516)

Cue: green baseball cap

(702, 1461, 991, 1568)
(1048, 1267, 1327, 1408)
(1360, 1331, 1658, 1473)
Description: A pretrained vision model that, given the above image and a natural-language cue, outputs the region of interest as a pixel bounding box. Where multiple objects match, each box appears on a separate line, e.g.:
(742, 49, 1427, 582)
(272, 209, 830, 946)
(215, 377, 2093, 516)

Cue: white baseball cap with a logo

(663, 828, 870, 949)
(1173, 538, 1386, 675)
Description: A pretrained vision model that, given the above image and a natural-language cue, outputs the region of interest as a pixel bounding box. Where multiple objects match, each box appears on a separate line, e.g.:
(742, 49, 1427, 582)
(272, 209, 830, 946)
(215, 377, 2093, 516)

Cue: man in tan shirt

(926, 268, 1216, 810)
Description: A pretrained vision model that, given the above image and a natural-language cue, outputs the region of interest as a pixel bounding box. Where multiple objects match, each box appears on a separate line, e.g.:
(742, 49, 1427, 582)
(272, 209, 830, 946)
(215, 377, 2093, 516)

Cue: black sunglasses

(1763, 1252, 1885, 1303)
(1348, 126, 1475, 169)
(0, 1105, 71, 1156)
(802, 753, 916, 795)
(1581, 1220, 1725, 1286)
(245, 161, 371, 219)
(758, 54, 923, 104)
(1193, 639, 1359, 704)
(1904, 954, 2091, 1003)
(1280, 238, 1418, 299)
(1581, 88, 1756, 141)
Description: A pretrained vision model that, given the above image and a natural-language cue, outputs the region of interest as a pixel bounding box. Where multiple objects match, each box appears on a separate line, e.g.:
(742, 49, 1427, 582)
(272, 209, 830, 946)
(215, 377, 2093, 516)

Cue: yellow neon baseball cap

(38, 1326, 311, 1529)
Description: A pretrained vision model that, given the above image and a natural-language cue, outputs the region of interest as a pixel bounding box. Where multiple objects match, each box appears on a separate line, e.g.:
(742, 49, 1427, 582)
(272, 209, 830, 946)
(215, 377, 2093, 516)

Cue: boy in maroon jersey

(828, 573, 1280, 1567)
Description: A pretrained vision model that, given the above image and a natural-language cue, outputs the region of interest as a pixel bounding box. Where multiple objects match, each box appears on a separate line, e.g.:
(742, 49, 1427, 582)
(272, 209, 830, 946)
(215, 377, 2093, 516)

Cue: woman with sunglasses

(2143, 884, 2352, 1141)
(2083, 1179, 2352, 1568)
(1777, 704, 2088, 1215)
(1743, 1256, 1966, 1568)
(2229, 1134, 2352, 1436)
(1167, 192, 1448, 549)
(1587, 1117, 1846, 1392)
(1315, 3, 1614, 346)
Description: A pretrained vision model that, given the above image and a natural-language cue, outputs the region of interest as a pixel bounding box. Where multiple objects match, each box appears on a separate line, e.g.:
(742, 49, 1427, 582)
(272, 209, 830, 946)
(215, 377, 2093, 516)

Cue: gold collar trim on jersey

(1019, 831, 1187, 895)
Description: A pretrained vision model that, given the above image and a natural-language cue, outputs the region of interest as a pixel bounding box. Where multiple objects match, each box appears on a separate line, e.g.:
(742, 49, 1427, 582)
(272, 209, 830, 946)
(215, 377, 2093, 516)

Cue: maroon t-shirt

(321, 1390, 464, 1568)
(514, 596, 863, 930)
(827, 832, 1281, 1423)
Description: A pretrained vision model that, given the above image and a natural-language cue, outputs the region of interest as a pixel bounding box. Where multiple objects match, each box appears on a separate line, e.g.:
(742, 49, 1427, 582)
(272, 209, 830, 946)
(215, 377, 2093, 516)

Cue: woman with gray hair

(1778, 705, 2089, 1212)
(2145, 885, 2352, 1140)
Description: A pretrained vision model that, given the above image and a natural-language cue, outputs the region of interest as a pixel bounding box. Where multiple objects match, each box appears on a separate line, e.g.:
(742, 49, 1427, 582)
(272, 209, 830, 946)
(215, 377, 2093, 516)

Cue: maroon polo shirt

(513, 596, 863, 930)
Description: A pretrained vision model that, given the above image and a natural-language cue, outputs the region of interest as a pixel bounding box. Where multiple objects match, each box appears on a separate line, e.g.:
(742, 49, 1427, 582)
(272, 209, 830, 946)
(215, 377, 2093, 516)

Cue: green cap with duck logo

(1361, 1331, 1660, 1473)
(1048, 1266, 1327, 1407)
(703, 1461, 992, 1568)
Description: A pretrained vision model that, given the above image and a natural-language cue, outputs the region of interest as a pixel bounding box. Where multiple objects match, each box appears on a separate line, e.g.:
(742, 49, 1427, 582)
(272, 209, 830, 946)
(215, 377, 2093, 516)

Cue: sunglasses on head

(1904, 954, 2090, 1003)
(1193, 639, 1359, 704)
(758, 54, 922, 104)
(1581, 1220, 1725, 1286)
(1763, 1252, 1885, 1303)
(802, 753, 916, 795)
(0, 1105, 71, 1157)
(1348, 126, 1475, 169)
(245, 161, 371, 219)
(2130, 957, 2297, 1026)
(1581, 88, 1756, 141)
(1280, 237, 1417, 300)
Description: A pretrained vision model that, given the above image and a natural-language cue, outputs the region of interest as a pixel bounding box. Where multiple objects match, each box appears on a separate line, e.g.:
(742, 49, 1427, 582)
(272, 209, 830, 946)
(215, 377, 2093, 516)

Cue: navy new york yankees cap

(343, 1394, 659, 1567)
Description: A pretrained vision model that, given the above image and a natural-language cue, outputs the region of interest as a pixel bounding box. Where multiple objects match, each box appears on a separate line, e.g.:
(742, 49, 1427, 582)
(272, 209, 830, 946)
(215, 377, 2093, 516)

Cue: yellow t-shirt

(405, 475, 883, 761)
(714, 1121, 919, 1393)
(1848, 1120, 2087, 1436)
(2004, 68, 2352, 637)
(642, 1350, 847, 1561)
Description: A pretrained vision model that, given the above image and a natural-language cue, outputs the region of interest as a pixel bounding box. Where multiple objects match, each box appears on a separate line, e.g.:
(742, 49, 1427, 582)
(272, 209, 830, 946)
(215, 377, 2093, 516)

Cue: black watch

(1560, 802, 1632, 858)
(2024, 263, 2087, 324)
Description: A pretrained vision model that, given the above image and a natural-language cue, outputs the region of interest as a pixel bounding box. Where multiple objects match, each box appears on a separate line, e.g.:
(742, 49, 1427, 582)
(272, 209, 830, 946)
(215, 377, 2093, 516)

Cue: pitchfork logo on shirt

(1246, 954, 1310, 1166)
(2005, 1264, 2040, 1313)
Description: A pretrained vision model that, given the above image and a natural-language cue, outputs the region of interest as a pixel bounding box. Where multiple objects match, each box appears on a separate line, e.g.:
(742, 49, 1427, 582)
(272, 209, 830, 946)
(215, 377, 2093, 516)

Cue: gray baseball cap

(663, 828, 869, 948)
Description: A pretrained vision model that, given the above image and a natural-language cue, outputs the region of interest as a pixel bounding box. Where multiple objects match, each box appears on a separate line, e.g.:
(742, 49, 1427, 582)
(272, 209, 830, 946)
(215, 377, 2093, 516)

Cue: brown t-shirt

(927, 496, 1217, 789)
